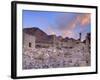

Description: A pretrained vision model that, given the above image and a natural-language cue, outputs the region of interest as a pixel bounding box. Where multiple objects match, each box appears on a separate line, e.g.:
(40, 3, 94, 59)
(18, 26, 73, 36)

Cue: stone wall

(23, 33, 35, 49)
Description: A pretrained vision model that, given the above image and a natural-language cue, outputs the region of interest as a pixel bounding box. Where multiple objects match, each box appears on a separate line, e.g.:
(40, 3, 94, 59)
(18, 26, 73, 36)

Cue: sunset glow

(23, 10, 91, 40)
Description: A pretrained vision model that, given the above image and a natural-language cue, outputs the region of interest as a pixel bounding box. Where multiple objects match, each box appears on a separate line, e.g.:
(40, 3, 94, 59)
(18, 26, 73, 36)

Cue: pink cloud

(80, 14, 90, 26)
(61, 13, 91, 38)
(44, 13, 90, 38)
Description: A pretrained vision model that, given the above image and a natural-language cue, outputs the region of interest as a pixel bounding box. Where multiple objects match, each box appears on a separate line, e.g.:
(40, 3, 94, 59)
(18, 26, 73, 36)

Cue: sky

(22, 10, 91, 40)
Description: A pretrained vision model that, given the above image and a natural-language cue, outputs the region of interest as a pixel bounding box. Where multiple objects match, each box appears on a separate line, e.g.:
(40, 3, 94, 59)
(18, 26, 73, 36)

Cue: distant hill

(23, 27, 50, 43)
(23, 27, 76, 43)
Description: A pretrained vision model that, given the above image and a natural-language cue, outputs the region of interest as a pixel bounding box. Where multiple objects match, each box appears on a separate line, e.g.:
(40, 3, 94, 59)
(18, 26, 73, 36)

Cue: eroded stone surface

(23, 45, 90, 69)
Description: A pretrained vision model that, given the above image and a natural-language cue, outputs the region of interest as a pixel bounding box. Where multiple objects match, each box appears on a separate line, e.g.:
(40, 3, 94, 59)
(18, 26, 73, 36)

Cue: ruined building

(23, 27, 90, 49)
(23, 32, 35, 49)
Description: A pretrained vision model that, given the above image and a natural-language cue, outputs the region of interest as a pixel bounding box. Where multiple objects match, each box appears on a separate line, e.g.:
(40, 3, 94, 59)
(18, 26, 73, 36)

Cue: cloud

(47, 27, 56, 35)
(45, 13, 90, 38)
(79, 14, 90, 26)
(61, 30, 74, 38)
(59, 13, 91, 38)
(67, 13, 90, 30)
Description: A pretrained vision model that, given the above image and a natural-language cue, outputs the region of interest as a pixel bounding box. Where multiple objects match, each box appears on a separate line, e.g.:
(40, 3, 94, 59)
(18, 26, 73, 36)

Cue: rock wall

(23, 33, 35, 49)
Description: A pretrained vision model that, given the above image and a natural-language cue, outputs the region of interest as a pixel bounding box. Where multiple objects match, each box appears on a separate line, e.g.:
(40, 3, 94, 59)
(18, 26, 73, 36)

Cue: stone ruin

(22, 28, 91, 69)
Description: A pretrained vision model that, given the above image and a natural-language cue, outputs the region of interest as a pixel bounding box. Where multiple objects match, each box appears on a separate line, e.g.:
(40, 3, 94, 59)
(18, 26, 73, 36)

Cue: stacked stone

(23, 44, 90, 69)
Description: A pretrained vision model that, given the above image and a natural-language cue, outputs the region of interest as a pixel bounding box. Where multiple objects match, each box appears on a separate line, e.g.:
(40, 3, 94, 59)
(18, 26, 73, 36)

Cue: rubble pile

(23, 44, 90, 69)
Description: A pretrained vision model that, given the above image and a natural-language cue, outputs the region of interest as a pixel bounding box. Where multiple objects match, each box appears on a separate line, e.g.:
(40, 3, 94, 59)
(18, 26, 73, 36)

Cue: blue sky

(22, 10, 91, 40)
